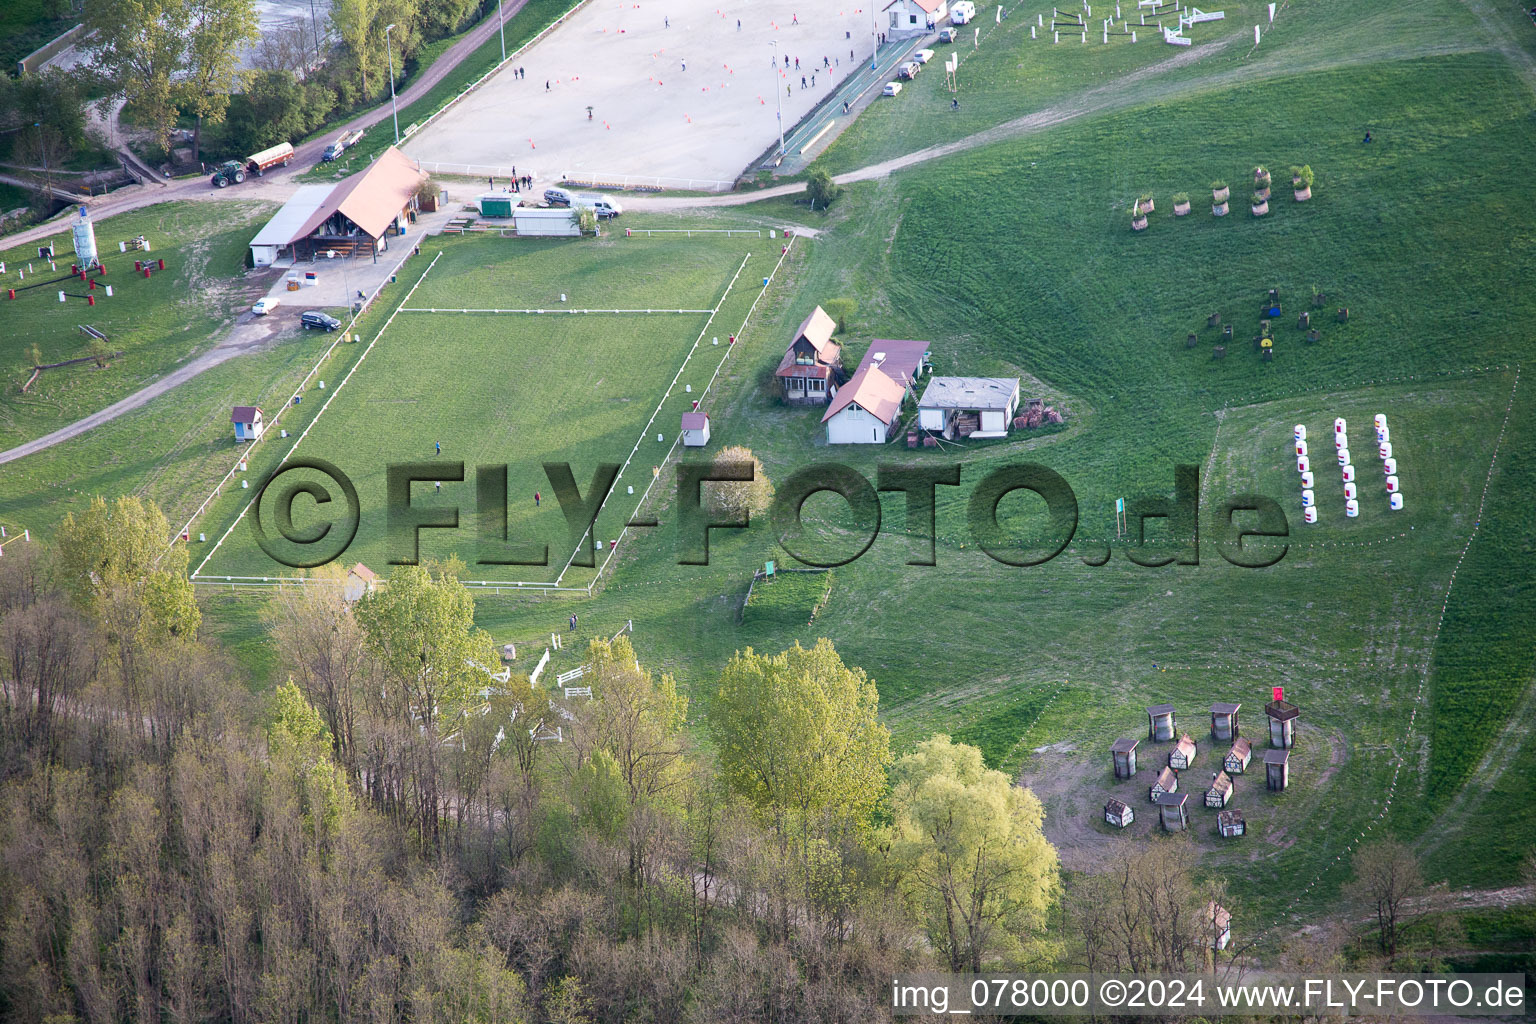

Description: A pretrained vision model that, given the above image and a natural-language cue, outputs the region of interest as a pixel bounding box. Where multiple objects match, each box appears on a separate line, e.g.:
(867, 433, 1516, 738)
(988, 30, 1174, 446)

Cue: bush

(709, 445, 774, 520)
(1292, 164, 1315, 188)
(1171, 191, 1189, 205)
(1211, 179, 1228, 191)
(806, 168, 841, 209)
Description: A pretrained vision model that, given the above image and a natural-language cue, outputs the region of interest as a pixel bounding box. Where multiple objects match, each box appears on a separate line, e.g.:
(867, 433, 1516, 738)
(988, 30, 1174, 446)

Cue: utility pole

(385, 23, 400, 144)
(770, 40, 784, 158)
(871, 2, 879, 70)
(308, 0, 322, 66)
(498, 0, 507, 62)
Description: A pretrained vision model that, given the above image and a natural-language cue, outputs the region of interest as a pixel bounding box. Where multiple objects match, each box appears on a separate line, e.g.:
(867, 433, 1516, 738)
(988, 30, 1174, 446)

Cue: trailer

(246, 142, 295, 176)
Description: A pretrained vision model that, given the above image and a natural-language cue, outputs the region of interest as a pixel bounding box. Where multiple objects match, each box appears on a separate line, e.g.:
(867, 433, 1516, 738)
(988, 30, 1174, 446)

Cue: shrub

(806, 168, 841, 209)
(709, 445, 774, 519)
(1171, 192, 1190, 205)
(1292, 164, 1315, 188)
(1253, 164, 1271, 185)
(1211, 179, 1228, 191)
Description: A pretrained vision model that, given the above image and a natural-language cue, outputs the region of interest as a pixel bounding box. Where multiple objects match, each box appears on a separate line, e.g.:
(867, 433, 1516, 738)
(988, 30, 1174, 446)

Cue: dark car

(301, 310, 343, 331)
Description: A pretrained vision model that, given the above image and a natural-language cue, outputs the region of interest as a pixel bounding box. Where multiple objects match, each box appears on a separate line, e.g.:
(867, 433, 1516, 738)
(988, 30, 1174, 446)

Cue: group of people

(489, 174, 534, 192)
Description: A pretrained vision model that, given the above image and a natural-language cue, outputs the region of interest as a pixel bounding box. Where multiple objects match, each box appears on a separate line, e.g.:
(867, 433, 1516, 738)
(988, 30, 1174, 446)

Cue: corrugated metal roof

(918, 376, 1020, 411)
(249, 185, 333, 248)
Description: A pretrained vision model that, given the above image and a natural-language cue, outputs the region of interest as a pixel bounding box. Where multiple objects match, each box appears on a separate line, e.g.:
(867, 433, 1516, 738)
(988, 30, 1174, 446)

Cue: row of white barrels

(1293, 414, 1403, 521)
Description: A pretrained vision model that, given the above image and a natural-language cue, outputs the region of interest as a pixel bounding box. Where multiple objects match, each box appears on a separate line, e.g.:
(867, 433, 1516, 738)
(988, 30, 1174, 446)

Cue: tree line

(0, 495, 1484, 1022)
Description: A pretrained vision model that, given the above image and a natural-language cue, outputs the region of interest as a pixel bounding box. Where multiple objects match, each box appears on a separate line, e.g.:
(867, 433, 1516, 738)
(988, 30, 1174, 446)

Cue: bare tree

(1345, 840, 1425, 958)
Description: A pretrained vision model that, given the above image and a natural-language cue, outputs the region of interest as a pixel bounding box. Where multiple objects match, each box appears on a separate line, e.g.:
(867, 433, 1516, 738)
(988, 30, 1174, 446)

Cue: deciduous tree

(1345, 839, 1424, 958)
(890, 735, 1058, 971)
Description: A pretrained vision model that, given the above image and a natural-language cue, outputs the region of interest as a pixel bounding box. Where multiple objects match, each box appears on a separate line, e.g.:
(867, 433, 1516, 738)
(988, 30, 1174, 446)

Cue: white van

(582, 196, 624, 218)
(951, 1, 975, 24)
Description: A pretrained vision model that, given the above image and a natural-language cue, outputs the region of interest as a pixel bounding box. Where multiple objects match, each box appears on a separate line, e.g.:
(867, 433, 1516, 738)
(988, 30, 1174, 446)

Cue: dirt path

(0, 317, 285, 466)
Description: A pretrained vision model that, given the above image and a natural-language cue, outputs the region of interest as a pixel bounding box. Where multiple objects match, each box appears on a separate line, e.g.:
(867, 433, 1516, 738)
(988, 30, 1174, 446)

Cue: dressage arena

(404, 0, 883, 188)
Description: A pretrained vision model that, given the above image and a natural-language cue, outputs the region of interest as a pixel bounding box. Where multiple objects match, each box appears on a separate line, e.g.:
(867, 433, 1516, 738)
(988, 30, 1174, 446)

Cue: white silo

(71, 206, 98, 266)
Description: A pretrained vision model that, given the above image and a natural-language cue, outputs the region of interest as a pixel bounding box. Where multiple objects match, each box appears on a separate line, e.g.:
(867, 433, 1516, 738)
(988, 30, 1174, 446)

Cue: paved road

(0, 0, 532, 252)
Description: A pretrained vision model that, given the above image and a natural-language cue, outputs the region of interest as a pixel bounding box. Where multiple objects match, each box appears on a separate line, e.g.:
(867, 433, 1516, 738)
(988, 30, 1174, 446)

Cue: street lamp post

(498, 0, 507, 62)
(770, 40, 784, 158)
(871, 4, 878, 70)
(385, 23, 400, 144)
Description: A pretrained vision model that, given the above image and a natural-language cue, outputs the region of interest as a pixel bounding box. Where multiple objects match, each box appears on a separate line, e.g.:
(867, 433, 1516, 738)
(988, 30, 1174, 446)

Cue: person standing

(664, 15, 669, 27)
(435, 441, 441, 454)
(737, 18, 741, 29)
(792, 12, 798, 23)
(800, 75, 806, 88)
(535, 491, 541, 507)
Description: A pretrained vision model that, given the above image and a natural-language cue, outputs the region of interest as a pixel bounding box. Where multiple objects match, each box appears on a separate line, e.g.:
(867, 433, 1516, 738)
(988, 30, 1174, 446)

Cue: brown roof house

(1224, 737, 1252, 774)
(1168, 733, 1198, 771)
(1217, 809, 1246, 838)
(1149, 766, 1178, 801)
(1104, 798, 1134, 828)
(1205, 902, 1233, 950)
(822, 340, 932, 445)
(776, 306, 844, 405)
(1204, 771, 1234, 808)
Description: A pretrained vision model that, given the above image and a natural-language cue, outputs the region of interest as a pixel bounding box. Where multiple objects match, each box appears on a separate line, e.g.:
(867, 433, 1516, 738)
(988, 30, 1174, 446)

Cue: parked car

(582, 196, 624, 218)
(882, 81, 903, 96)
(938, 27, 957, 42)
(914, 48, 935, 63)
(322, 129, 364, 162)
(544, 187, 575, 207)
(251, 297, 280, 316)
(897, 61, 921, 79)
(300, 310, 342, 331)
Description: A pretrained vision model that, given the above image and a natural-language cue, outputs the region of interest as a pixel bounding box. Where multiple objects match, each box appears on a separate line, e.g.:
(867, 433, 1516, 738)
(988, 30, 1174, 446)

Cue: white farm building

(916, 376, 1020, 440)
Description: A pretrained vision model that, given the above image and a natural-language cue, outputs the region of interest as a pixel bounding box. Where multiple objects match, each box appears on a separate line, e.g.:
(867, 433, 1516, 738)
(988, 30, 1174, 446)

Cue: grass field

(192, 233, 782, 584)
(0, 201, 274, 451)
(431, 40, 1536, 928)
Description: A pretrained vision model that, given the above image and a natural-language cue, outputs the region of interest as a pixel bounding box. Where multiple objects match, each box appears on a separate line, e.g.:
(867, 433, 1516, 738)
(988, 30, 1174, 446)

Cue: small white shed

(344, 563, 377, 602)
(513, 207, 581, 237)
(248, 185, 332, 267)
(681, 412, 711, 446)
(231, 406, 264, 442)
(917, 376, 1020, 439)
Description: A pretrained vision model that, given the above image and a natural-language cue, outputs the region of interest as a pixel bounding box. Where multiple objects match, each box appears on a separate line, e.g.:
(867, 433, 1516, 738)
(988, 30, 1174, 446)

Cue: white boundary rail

(624, 229, 762, 237)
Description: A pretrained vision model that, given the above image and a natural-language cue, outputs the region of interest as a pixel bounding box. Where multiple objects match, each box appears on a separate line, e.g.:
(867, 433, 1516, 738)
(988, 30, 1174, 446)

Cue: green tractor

(210, 160, 246, 188)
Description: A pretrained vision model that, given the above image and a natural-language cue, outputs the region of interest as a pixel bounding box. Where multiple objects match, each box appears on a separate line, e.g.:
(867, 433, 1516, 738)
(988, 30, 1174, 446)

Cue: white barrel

(1304, 505, 1318, 523)
(1386, 475, 1399, 492)
(1301, 489, 1314, 507)
(1297, 456, 1310, 474)
(1335, 434, 1346, 450)
(1296, 440, 1308, 457)
(1376, 425, 1390, 444)
(1300, 470, 1314, 488)
(1373, 413, 1387, 429)
(1342, 464, 1355, 482)
(1334, 417, 1347, 434)
(1338, 448, 1351, 466)
(1389, 493, 1403, 510)
(1383, 457, 1397, 475)
(1344, 481, 1357, 500)
(1379, 442, 1393, 460)
(1294, 424, 1307, 441)
(1346, 498, 1359, 517)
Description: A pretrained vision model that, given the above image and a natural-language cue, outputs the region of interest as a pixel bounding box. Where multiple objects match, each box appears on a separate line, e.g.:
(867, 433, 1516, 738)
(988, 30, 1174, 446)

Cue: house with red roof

(820, 339, 932, 444)
(776, 306, 845, 405)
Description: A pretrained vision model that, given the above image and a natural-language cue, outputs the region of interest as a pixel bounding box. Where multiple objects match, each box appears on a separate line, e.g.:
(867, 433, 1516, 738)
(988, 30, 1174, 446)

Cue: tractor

(210, 161, 246, 188)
